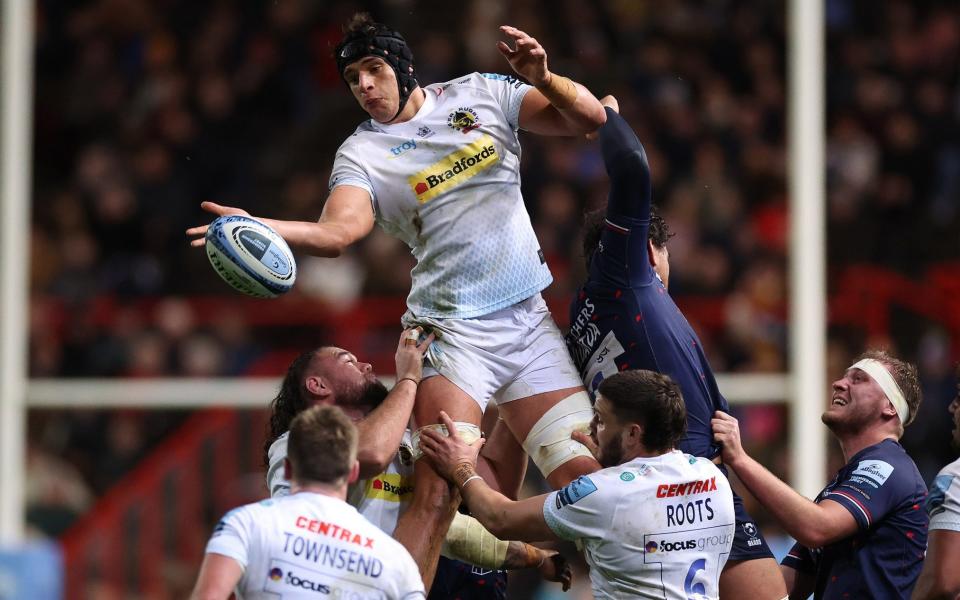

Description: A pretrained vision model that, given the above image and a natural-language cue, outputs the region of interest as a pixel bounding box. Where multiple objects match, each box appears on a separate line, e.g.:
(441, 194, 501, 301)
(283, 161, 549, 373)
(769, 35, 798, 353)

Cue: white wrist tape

(440, 512, 509, 569)
(411, 422, 482, 461)
(522, 390, 595, 477)
(850, 358, 909, 424)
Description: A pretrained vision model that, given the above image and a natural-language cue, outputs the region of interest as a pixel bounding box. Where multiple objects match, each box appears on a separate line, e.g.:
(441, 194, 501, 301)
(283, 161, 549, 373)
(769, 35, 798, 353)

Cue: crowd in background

(25, 0, 960, 594)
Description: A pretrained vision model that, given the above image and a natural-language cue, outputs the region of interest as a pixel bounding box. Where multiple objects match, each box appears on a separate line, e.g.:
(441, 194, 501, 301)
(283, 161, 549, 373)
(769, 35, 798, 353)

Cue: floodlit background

(4, 0, 959, 598)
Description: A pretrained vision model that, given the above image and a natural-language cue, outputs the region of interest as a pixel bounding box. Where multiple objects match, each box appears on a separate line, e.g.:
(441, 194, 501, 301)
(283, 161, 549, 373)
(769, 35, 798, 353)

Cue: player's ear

(626, 422, 643, 446)
(283, 458, 292, 481)
(647, 239, 658, 268)
(347, 460, 360, 485)
(305, 375, 331, 402)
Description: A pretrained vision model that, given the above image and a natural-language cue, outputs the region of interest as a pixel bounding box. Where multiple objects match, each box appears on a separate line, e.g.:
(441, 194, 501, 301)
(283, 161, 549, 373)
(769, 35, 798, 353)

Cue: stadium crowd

(24, 0, 960, 597)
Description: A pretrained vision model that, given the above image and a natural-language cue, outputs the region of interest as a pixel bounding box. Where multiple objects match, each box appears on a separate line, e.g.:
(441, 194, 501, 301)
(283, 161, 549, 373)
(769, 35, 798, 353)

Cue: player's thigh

(720, 558, 787, 600)
(496, 385, 586, 442)
(415, 375, 482, 428)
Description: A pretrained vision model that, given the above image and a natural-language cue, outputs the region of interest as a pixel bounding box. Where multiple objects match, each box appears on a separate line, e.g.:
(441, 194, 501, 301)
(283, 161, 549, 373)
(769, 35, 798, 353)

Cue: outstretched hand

(186, 202, 251, 248)
(497, 25, 550, 87)
(419, 411, 485, 483)
(538, 549, 573, 591)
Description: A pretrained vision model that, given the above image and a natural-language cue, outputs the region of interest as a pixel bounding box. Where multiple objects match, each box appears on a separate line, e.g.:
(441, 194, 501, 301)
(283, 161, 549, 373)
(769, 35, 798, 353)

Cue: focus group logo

(267, 562, 386, 599)
(643, 528, 734, 555)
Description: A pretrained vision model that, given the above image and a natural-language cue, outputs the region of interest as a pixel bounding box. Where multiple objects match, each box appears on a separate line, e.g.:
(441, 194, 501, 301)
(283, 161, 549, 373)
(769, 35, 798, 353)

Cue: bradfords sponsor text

(408, 134, 499, 204)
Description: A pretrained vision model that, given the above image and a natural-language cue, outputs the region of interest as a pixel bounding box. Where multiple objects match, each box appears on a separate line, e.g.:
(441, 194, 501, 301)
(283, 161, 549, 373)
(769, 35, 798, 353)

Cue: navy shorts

(428, 556, 508, 600)
(718, 465, 775, 562)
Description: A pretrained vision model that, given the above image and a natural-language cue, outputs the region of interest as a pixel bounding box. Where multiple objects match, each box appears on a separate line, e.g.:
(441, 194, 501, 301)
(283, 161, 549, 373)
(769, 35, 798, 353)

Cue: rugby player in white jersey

(187, 13, 605, 585)
(190, 405, 424, 600)
(262, 332, 573, 596)
(420, 370, 736, 599)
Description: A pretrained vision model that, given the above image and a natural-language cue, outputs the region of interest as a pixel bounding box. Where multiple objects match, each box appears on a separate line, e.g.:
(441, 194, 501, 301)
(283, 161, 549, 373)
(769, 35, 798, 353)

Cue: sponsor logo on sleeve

(480, 73, 525, 89)
(554, 476, 598, 509)
(927, 474, 955, 517)
(851, 459, 894, 488)
(407, 134, 499, 203)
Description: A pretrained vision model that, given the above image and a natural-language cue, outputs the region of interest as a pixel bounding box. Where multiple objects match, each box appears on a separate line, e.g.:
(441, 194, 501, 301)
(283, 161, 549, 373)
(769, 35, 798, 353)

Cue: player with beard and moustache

(912, 367, 960, 600)
(264, 329, 573, 599)
(420, 370, 736, 600)
(713, 350, 928, 599)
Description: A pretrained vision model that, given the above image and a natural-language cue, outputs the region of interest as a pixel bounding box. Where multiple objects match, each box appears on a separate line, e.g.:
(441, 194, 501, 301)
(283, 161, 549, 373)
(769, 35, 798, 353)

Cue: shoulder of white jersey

(942, 456, 960, 478)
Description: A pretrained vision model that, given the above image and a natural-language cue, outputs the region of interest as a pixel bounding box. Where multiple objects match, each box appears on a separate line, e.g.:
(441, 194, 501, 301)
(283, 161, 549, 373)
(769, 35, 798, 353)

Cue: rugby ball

(205, 215, 296, 298)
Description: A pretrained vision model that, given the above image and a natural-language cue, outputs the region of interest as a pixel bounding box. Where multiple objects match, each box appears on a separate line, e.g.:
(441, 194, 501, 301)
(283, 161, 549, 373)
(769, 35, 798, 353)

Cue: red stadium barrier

(59, 408, 268, 599)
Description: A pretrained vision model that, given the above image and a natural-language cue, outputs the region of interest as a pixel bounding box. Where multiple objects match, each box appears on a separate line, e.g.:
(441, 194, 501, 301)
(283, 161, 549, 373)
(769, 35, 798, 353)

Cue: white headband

(850, 358, 909, 425)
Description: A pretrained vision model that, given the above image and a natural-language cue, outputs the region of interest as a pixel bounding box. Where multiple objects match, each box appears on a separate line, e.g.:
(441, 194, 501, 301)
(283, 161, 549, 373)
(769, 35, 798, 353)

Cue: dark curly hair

(597, 369, 687, 454)
(582, 205, 673, 271)
(263, 348, 321, 467)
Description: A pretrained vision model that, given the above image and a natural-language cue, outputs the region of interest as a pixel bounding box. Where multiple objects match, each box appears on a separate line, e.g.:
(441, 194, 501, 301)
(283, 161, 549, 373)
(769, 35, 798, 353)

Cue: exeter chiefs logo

(447, 107, 481, 133)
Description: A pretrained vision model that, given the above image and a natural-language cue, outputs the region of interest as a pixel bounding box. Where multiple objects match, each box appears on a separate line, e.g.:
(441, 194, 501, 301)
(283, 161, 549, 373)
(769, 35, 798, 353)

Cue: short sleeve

(329, 146, 376, 214)
(928, 460, 960, 532)
(205, 507, 252, 569)
(821, 457, 908, 530)
(542, 475, 609, 541)
(266, 434, 290, 498)
(781, 541, 817, 574)
(473, 73, 532, 131)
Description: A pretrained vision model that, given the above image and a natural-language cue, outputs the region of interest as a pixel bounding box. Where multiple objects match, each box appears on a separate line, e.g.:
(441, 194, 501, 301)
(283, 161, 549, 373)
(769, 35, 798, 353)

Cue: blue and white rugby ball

(205, 215, 296, 298)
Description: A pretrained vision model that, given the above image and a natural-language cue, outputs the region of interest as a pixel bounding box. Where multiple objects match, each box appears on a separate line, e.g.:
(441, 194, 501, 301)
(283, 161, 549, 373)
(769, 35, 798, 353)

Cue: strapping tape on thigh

(522, 391, 594, 477)
(411, 422, 482, 461)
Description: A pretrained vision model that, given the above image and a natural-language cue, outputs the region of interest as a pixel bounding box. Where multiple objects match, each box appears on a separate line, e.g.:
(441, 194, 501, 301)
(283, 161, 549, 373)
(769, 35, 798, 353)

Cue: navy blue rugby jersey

(781, 439, 928, 599)
(565, 108, 729, 459)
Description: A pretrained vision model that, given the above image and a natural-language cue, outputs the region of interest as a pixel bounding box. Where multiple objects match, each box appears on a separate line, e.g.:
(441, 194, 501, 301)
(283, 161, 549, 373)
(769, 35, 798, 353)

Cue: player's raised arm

(186, 184, 375, 257)
(597, 99, 652, 221)
(498, 25, 605, 136)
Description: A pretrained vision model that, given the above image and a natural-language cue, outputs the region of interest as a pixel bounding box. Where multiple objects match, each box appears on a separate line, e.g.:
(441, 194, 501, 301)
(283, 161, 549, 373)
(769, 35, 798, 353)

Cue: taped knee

(440, 512, 509, 569)
(411, 422, 482, 461)
(522, 391, 594, 478)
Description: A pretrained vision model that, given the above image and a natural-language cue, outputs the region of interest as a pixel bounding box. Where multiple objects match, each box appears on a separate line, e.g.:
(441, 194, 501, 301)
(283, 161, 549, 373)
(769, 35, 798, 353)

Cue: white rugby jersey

(205, 492, 424, 599)
(330, 72, 552, 319)
(927, 456, 960, 533)
(543, 451, 735, 599)
(268, 431, 415, 536)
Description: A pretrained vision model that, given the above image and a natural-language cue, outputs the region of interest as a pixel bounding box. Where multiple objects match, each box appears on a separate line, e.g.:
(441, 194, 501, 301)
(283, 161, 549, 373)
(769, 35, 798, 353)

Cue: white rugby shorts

(402, 294, 582, 412)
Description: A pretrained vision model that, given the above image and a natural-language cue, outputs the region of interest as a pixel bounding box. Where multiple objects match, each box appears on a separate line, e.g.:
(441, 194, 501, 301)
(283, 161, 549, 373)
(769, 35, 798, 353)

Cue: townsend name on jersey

(408, 134, 499, 203)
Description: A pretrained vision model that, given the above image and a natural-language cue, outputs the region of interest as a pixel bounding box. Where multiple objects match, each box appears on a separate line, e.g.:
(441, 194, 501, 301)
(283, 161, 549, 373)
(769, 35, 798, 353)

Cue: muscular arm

(911, 530, 960, 600)
(189, 553, 243, 600)
(190, 185, 374, 257)
(355, 329, 433, 478)
(355, 379, 418, 478)
(257, 185, 375, 257)
(457, 470, 557, 542)
(599, 108, 651, 220)
(713, 412, 858, 548)
(519, 83, 606, 136)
